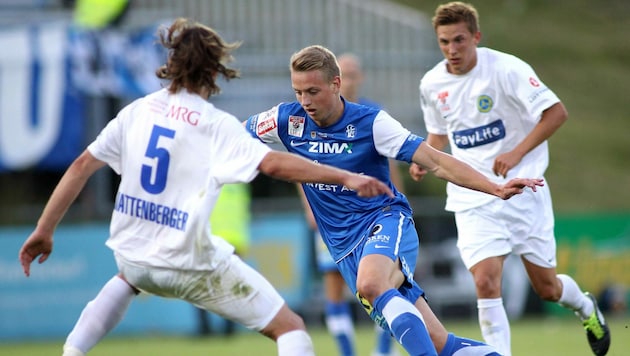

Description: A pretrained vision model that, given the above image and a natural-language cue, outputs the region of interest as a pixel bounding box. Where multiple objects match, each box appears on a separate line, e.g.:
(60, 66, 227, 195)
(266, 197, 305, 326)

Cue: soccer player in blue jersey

(300, 52, 401, 356)
(245, 45, 543, 356)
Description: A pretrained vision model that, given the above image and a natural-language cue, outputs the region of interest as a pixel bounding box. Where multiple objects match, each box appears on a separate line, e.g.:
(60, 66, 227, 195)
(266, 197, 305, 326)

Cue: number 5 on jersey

(141, 125, 175, 194)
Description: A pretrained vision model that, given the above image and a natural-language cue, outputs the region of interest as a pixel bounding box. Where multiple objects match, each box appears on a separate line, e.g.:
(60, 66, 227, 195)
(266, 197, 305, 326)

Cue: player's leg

(469, 256, 510, 355)
(345, 212, 501, 356)
(358, 254, 436, 355)
(360, 255, 502, 356)
(354, 212, 437, 355)
(414, 296, 501, 356)
(455, 201, 513, 356)
(261, 303, 314, 355)
(190, 254, 314, 356)
(63, 274, 137, 356)
(519, 186, 610, 356)
(323, 270, 356, 356)
(524, 260, 610, 356)
(372, 323, 398, 356)
(316, 230, 356, 356)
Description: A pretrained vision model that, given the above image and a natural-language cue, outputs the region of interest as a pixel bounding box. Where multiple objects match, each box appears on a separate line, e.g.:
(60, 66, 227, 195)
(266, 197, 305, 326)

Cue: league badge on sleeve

(288, 116, 305, 137)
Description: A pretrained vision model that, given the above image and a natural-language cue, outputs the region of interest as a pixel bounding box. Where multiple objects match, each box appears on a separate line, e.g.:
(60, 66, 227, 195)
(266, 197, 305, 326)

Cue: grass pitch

(1, 316, 627, 355)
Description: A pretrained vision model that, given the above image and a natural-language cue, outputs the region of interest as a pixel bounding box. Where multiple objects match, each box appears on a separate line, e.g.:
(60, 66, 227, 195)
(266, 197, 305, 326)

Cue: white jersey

(420, 47, 560, 212)
(88, 88, 270, 270)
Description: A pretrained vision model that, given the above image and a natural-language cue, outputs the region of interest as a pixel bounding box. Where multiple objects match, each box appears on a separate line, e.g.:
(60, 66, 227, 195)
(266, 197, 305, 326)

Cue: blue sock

(325, 301, 355, 356)
(374, 289, 436, 356)
(375, 325, 393, 354)
(439, 333, 503, 356)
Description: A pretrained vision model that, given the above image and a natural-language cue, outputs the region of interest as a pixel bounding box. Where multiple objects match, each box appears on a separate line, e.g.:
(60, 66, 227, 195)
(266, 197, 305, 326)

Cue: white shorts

(454, 185, 556, 270)
(114, 253, 285, 331)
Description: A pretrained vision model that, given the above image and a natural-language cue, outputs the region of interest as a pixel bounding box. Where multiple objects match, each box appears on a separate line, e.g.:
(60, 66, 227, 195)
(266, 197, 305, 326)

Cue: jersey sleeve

(372, 111, 423, 163)
(504, 57, 560, 123)
(87, 107, 127, 174)
(244, 105, 282, 144)
(419, 78, 448, 135)
(212, 115, 272, 185)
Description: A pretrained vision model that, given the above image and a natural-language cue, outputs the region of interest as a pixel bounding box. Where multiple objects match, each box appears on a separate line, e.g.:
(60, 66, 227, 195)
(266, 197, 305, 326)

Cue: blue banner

(0, 223, 197, 340)
(0, 21, 166, 172)
(0, 213, 311, 341)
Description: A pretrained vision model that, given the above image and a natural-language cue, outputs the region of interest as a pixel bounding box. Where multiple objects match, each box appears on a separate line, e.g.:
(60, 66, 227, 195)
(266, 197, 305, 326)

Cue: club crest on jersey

(477, 95, 493, 113)
(345, 124, 356, 138)
(288, 116, 305, 137)
(437, 91, 450, 113)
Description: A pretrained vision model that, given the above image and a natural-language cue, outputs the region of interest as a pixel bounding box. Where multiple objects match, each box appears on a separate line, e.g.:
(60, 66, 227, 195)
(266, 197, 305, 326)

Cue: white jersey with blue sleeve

(88, 88, 271, 271)
(245, 99, 423, 261)
(420, 47, 560, 212)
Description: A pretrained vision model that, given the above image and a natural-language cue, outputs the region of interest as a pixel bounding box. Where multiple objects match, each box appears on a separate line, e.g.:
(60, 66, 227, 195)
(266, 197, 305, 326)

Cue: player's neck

(317, 98, 345, 127)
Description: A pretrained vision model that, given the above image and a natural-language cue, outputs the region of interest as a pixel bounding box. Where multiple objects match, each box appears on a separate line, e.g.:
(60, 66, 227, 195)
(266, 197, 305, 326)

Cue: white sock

(64, 276, 135, 353)
(477, 297, 511, 356)
(324, 312, 355, 342)
(557, 274, 593, 319)
(276, 329, 315, 356)
(62, 345, 85, 356)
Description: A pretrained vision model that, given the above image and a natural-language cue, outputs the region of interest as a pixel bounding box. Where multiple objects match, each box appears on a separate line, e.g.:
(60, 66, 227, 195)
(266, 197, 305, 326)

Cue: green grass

(392, 0, 630, 214)
(1, 317, 627, 355)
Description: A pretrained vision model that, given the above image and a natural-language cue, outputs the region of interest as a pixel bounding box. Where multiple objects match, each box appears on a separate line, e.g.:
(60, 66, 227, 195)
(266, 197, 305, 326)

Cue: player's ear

(332, 75, 341, 94)
(474, 31, 482, 44)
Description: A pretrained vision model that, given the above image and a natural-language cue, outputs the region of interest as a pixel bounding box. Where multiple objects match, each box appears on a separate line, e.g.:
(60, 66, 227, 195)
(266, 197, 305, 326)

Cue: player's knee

(356, 278, 382, 302)
(261, 305, 307, 340)
(473, 274, 501, 296)
(534, 281, 562, 302)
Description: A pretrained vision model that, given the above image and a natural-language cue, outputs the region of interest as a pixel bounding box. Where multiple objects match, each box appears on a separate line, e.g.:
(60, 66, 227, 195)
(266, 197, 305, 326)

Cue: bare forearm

(514, 102, 568, 157)
(37, 151, 104, 233)
(260, 151, 351, 185)
(432, 154, 500, 196)
(413, 142, 501, 197)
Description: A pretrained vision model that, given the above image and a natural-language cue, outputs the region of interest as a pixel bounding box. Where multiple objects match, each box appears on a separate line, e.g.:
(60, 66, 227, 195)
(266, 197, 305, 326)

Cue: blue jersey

(245, 99, 423, 261)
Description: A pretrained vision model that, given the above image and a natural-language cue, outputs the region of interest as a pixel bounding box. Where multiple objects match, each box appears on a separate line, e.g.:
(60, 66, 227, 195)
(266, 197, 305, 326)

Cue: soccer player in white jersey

(410, 3, 610, 356)
(245, 44, 544, 356)
(17, 19, 395, 356)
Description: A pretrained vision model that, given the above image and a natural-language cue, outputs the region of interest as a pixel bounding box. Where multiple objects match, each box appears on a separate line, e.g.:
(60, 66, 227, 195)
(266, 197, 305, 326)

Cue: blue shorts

(336, 208, 425, 329)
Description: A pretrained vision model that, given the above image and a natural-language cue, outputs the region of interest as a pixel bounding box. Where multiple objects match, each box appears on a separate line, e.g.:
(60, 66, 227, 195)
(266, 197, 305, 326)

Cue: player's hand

(408, 163, 428, 182)
(497, 178, 544, 200)
(346, 174, 394, 198)
(493, 151, 522, 178)
(19, 230, 54, 277)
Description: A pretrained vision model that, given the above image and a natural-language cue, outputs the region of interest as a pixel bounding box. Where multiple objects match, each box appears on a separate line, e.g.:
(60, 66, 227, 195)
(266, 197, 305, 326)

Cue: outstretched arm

(19, 150, 106, 277)
(409, 133, 448, 182)
(259, 151, 393, 198)
(411, 141, 543, 200)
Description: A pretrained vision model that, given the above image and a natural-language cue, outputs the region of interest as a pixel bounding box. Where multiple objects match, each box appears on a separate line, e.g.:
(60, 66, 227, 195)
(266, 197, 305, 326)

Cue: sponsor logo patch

(288, 115, 305, 137)
(256, 117, 277, 136)
(452, 119, 505, 149)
